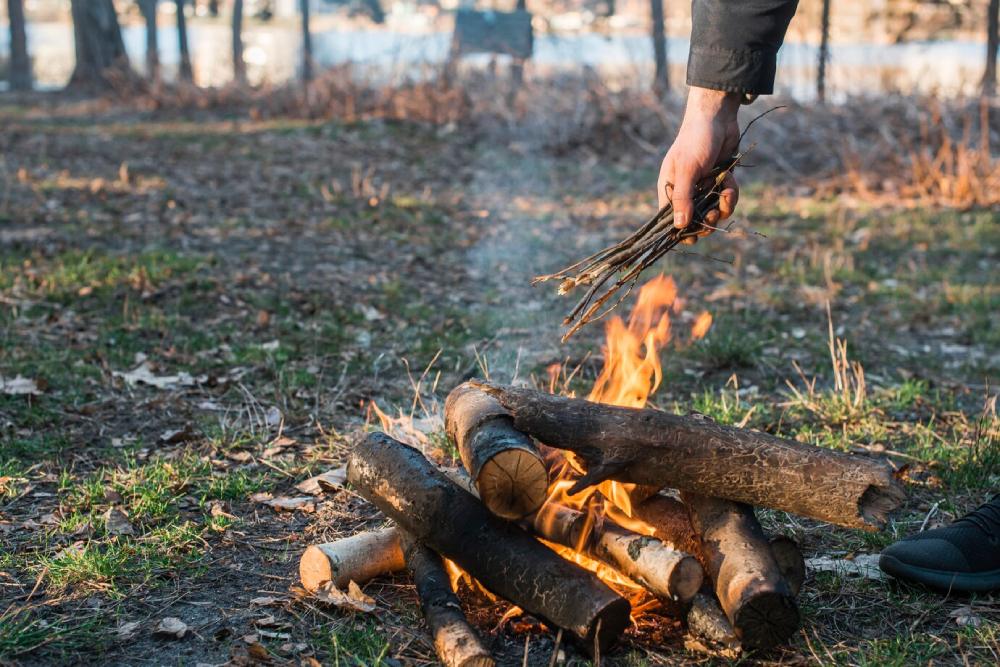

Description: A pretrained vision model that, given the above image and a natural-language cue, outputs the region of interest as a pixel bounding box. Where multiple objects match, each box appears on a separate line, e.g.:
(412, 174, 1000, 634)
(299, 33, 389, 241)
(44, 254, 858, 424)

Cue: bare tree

(68, 0, 130, 89)
(175, 0, 193, 83)
(650, 0, 667, 93)
(986, 0, 999, 96)
(7, 0, 31, 91)
(232, 0, 247, 85)
(300, 0, 313, 82)
(138, 0, 160, 81)
(817, 0, 831, 102)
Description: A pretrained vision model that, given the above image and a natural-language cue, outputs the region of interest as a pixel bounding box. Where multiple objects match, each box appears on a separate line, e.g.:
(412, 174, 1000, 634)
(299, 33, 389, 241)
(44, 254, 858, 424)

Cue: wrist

(685, 87, 741, 123)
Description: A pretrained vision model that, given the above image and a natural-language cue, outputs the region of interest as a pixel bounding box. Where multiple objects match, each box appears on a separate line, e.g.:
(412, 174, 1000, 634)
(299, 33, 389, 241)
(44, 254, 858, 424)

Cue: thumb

(671, 170, 695, 229)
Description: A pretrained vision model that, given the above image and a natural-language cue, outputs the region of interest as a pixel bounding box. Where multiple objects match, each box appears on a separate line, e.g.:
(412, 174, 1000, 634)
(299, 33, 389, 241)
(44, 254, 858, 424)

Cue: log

(683, 494, 799, 650)
(686, 592, 739, 653)
(634, 494, 800, 649)
(347, 433, 631, 652)
(400, 532, 495, 667)
(299, 528, 405, 592)
(632, 495, 806, 595)
(471, 381, 904, 530)
(446, 382, 548, 520)
(529, 502, 703, 602)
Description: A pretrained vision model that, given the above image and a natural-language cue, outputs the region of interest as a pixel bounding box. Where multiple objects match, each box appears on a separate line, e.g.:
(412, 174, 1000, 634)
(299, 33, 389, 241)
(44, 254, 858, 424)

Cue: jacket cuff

(686, 45, 778, 96)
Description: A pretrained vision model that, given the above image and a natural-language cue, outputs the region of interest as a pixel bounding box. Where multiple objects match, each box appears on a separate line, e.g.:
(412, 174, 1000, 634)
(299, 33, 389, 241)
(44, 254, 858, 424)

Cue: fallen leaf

(246, 641, 270, 662)
(264, 406, 282, 427)
(113, 362, 205, 390)
(950, 606, 983, 627)
(279, 642, 307, 654)
(0, 375, 43, 396)
(227, 451, 254, 463)
(159, 426, 197, 444)
(314, 580, 376, 613)
(295, 466, 347, 496)
(103, 507, 135, 536)
(250, 492, 273, 503)
(250, 596, 280, 607)
(263, 497, 315, 513)
(116, 620, 141, 640)
(805, 554, 885, 581)
(154, 617, 188, 639)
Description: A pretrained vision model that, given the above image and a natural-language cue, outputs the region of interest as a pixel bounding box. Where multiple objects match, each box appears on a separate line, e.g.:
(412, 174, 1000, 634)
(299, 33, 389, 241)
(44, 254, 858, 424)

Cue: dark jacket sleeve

(686, 0, 799, 95)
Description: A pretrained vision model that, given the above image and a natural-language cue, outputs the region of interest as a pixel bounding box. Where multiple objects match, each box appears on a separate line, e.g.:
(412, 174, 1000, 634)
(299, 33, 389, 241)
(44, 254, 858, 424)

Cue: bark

(6, 0, 30, 91)
(529, 501, 703, 602)
(138, 0, 160, 82)
(686, 592, 739, 653)
(400, 533, 495, 667)
(347, 433, 631, 652)
(471, 381, 904, 530)
(175, 0, 193, 83)
(649, 0, 667, 93)
(446, 382, 548, 520)
(232, 0, 246, 85)
(817, 0, 831, 101)
(987, 0, 1000, 96)
(299, 527, 405, 591)
(68, 0, 130, 89)
(299, 0, 313, 82)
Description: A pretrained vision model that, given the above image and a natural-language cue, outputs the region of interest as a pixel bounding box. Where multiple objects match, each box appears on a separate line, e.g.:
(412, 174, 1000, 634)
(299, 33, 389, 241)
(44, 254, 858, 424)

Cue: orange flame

(691, 310, 713, 340)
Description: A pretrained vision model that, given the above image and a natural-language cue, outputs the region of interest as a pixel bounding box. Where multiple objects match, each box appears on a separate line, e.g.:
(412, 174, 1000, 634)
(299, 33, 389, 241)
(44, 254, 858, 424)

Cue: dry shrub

(120, 69, 1000, 208)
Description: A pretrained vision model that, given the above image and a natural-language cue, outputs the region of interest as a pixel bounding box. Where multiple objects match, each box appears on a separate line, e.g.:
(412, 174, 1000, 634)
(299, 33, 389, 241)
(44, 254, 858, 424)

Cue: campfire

(298, 276, 905, 665)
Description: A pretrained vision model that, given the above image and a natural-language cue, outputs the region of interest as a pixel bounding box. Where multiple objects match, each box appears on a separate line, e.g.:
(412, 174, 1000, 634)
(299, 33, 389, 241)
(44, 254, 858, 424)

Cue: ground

(0, 93, 998, 666)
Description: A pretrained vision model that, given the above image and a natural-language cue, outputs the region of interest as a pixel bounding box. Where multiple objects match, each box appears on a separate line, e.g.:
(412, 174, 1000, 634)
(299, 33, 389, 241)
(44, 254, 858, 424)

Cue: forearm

(686, 0, 799, 95)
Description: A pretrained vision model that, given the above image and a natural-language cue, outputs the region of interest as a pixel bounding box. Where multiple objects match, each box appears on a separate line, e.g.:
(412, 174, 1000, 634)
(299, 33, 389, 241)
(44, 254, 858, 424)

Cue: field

(1, 89, 998, 666)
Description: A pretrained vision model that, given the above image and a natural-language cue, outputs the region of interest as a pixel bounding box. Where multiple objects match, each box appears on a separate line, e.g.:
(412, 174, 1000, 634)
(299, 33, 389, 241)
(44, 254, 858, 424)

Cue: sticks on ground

(472, 381, 905, 530)
(347, 432, 631, 652)
(400, 532, 495, 667)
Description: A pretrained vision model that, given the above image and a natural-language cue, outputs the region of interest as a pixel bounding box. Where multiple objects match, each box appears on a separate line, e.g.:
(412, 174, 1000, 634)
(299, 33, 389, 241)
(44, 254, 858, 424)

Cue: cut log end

(672, 556, 706, 602)
(477, 448, 549, 520)
(299, 528, 404, 592)
(587, 597, 633, 653)
(300, 544, 334, 592)
(859, 482, 907, 529)
(732, 590, 800, 650)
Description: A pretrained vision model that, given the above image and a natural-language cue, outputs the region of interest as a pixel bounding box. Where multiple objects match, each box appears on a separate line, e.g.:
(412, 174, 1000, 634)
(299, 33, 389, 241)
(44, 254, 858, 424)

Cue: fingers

(718, 173, 739, 219)
(671, 172, 695, 229)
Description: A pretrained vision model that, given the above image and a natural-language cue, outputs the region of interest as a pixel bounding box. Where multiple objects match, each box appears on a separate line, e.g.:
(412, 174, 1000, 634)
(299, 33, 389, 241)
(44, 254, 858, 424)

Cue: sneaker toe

(880, 537, 972, 573)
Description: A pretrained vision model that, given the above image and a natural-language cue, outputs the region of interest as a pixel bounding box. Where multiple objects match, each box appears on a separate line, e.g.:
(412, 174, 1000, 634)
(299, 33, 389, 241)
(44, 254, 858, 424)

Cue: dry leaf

(295, 466, 347, 496)
(250, 596, 280, 607)
(116, 620, 141, 640)
(263, 497, 315, 513)
(0, 375, 43, 396)
(113, 362, 205, 390)
(103, 507, 135, 536)
(950, 606, 983, 627)
(154, 617, 188, 639)
(314, 580, 376, 613)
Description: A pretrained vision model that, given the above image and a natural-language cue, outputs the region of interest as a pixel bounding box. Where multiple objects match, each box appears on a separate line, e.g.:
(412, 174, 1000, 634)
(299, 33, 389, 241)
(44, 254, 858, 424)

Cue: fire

(536, 275, 712, 613)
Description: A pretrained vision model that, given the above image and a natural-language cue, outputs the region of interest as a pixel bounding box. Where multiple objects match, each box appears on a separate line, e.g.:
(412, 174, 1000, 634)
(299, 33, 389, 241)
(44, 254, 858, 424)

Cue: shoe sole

(880, 554, 1000, 593)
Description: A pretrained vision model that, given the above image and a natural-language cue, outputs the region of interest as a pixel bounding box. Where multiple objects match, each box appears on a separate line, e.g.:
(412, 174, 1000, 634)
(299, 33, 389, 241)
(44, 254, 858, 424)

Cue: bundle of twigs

(533, 149, 747, 342)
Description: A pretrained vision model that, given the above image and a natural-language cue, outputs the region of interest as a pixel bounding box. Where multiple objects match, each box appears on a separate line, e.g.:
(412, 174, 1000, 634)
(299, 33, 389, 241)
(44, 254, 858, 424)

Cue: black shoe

(880, 495, 1000, 593)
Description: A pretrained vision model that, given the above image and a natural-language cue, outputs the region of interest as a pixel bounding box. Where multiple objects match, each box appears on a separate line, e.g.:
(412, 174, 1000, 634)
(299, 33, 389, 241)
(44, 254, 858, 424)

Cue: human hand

(657, 87, 742, 244)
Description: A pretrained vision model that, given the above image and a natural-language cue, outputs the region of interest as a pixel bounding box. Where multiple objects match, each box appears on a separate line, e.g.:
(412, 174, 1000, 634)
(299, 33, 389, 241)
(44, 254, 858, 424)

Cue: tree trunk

(299, 528, 405, 591)
(139, 0, 160, 82)
(68, 0, 130, 90)
(400, 533, 496, 667)
(650, 0, 667, 93)
(232, 0, 246, 85)
(6, 0, 30, 91)
(986, 0, 1000, 96)
(817, 0, 831, 101)
(299, 0, 313, 82)
(472, 381, 905, 530)
(175, 0, 193, 83)
(347, 432, 631, 653)
(446, 382, 548, 520)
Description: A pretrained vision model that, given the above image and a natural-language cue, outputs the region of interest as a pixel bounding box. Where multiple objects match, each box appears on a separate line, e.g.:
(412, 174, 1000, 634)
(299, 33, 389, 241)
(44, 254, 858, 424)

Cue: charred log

(446, 382, 548, 520)
(347, 433, 631, 652)
(471, 381, 904, 530)
(400, 532, 495, 667)
(299, 527, 405, 591)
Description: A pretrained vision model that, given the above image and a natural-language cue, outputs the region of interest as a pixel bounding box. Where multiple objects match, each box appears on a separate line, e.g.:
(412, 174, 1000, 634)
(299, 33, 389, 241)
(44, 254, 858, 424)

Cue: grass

(1, 103, 998, 665)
